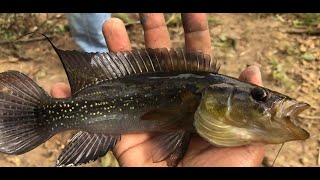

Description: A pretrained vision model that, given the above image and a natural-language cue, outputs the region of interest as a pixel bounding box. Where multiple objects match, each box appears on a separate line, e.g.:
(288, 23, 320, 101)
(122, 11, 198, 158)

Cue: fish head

(194, 82, 310, 147)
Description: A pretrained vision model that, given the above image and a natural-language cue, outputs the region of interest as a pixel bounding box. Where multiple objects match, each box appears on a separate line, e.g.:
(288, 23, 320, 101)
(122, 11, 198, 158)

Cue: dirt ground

(0, 13, 319, 167)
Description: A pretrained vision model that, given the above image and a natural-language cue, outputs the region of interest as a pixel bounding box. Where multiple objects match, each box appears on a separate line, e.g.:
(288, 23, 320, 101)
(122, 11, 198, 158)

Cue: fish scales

(42, 73, 212, 134)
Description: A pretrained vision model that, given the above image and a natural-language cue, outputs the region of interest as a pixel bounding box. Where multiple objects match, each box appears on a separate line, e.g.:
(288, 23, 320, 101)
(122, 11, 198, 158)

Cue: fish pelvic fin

(56, 131, 120, 167)
(152, 131, 192, 167)
(0, 71, 52, 154)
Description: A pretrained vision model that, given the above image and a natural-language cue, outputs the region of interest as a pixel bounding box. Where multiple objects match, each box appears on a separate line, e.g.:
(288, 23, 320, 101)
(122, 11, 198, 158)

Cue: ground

(0, 13, 319, 167)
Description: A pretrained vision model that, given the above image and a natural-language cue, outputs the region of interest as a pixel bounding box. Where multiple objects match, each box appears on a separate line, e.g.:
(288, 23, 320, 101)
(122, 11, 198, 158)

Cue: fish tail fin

(0, 71, 52, 155)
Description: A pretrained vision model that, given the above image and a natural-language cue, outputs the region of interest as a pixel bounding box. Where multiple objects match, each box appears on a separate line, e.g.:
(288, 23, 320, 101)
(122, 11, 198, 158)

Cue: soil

(0, 13, 319, 167)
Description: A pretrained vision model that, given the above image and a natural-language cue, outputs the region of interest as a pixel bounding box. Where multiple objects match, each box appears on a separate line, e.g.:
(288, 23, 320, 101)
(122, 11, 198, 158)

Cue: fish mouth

(272, 99, 310, 140)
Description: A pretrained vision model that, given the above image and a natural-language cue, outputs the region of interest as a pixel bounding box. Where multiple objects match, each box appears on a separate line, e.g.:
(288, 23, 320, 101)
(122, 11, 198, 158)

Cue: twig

(124, 21, 140, 27)
(0, 35, 53, 45)
(30, 14, 65, 38)
(166, 13, 178, 25)
(11, 52, 32, 61)
(299, 115, 320, 120)
(286, 29, 320, 36)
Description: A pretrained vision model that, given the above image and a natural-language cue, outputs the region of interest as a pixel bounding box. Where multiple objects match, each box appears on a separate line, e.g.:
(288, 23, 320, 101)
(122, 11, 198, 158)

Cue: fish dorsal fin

(47, 38, 219, 95)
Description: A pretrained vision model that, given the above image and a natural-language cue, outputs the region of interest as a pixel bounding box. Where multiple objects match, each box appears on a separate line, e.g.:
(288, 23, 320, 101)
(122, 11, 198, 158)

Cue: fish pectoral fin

(180, 90, 199, 112)
(141, 96, 198, 123)
(151, 131, 192, 167)
(56, 131, 120, 167)
(180, 90, 195, 102)
(141, 108, 182, 121)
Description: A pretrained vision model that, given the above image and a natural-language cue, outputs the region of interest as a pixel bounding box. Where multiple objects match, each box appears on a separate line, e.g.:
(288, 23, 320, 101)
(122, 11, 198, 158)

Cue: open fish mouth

(283, 102, 310, 125)
(272, 99, 310, 140)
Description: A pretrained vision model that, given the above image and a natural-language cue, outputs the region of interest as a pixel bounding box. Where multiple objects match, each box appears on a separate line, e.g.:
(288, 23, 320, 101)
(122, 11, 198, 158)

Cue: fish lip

(283, 102, 310, 118)
(271, 99, 310, 120)
(271, 99, 310, 140)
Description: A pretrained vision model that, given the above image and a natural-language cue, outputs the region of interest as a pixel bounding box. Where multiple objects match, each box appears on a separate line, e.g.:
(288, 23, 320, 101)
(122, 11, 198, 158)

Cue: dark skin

(51, 13, 265, 167)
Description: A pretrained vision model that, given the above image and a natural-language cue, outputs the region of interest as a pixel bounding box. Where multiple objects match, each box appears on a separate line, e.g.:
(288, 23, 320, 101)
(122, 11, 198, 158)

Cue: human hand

(51, 13, 265, 167)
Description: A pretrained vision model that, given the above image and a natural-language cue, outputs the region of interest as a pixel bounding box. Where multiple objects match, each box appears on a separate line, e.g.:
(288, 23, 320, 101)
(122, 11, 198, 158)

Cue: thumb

(238, 65, 263, 86)
(50, 82, 72, 98)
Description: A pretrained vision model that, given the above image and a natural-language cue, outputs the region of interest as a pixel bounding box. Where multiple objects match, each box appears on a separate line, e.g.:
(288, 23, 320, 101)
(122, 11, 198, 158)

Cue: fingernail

(239, 65, 263, 86)
(246, 65, 260, 74)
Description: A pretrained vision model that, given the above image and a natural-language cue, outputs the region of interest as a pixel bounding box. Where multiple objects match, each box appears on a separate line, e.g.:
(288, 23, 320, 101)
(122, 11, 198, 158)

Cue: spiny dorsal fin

(46, 37, 220, 95)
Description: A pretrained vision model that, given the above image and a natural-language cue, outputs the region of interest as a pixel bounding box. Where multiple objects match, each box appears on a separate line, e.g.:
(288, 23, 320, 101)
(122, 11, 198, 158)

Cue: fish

(0, 36, 310, 167)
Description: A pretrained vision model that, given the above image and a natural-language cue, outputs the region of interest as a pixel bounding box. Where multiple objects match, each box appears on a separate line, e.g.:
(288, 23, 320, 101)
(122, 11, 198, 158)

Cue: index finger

(182, 13, 212, 55)
(239, 66, 263, 86)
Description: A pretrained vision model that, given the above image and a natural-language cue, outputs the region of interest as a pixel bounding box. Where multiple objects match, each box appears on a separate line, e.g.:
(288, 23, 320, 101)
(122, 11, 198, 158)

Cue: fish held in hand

(0, 36, 310, 167)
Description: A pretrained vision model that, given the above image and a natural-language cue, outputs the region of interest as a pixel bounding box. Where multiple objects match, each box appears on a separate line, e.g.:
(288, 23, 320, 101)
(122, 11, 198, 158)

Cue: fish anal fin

(56, 131, 120, 167)
(152, 131, 192, 167)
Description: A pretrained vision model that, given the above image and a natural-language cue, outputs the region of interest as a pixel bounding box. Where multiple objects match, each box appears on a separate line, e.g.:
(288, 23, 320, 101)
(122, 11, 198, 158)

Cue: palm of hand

(114, 133, 263, 167)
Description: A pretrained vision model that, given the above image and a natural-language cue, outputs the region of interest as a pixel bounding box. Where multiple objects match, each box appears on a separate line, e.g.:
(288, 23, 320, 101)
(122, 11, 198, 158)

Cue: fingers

(206, 144, 265, 167)
(185, 137, 265, 167)
(139, 13, 171, 49)
(102, 18, 131, 51)
(50, 82, 71, 98)
(182, 13, 212, 55)
(239, 65, 263, 86)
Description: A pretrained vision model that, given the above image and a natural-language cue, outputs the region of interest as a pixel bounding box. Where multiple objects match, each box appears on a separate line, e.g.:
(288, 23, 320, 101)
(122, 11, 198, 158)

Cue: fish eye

(250, 87, 269, 102)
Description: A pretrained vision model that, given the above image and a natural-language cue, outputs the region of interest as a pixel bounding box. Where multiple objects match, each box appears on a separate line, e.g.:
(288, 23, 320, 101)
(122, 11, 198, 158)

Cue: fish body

(44, 73, 236, 134)
(0, 36, 310, 166)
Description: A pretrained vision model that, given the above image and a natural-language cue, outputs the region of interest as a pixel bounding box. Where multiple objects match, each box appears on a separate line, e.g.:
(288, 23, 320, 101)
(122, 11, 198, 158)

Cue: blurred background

(0, 13, 319, 167)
